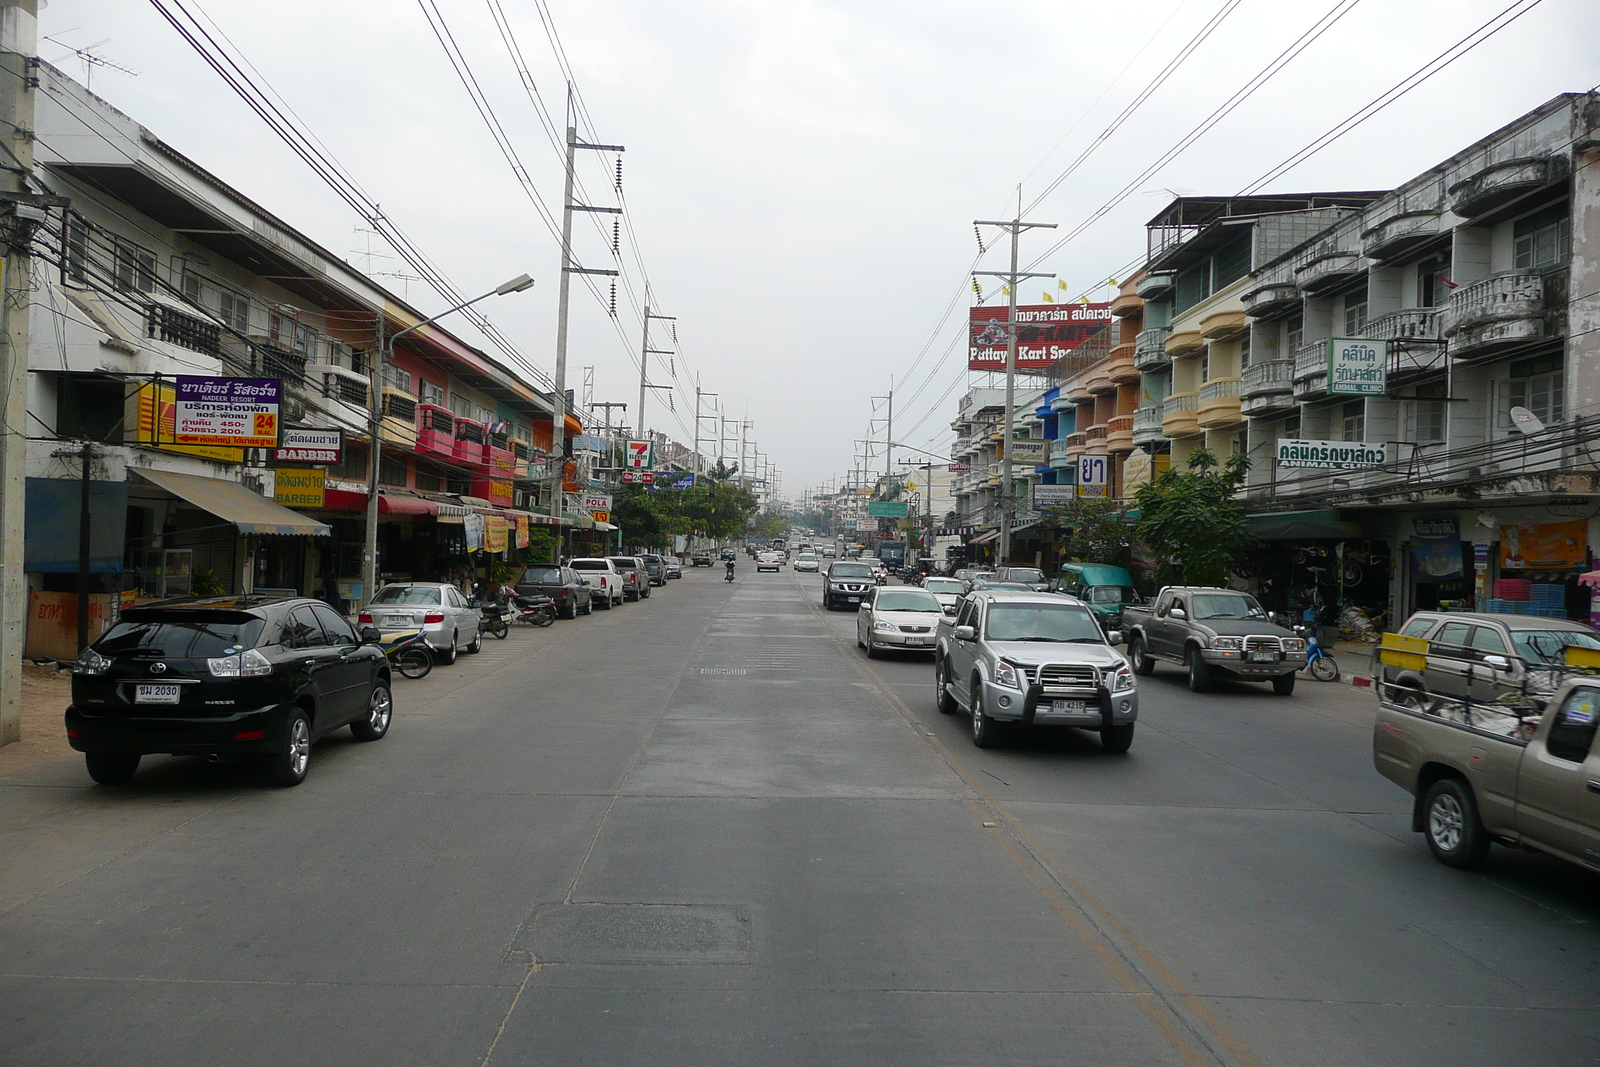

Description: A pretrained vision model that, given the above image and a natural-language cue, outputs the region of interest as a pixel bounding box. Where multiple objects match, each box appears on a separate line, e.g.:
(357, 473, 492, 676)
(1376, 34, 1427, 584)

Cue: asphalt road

(2, 568, 1597, 1066)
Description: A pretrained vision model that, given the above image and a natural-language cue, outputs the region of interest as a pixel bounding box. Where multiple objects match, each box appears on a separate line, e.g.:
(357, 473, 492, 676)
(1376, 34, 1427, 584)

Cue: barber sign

(273, 428, 342, 465)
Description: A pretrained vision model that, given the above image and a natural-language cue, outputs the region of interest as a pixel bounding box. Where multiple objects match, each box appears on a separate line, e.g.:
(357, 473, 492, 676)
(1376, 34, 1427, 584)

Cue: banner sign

(1411, 517, 1462, 581)
(515, 515, 530, 549)
(174, 376, 280, 447)
(621, 470, 655, 484)
(1501, 520, 1586, 570)
(1008, 439, 1048, 464)
(464, 513, 485, 553)
(936, 526, 975, 537)
(625, 440, 654, 469)
(484, 515, 509, 554)
(1033, 485, 1075, 509)
(1326, 338, 1387, 396)
(669, 474, 695, 489)
(273, 428, 342, 465)
(591, 511, 611, 524)
(867, 501, 909, 518)
(1275, 439, 1388, 469)
(583, 493, 613, 514)
(127, 382, 243, 463)
(1077, 454, 1110, 497)
(273, 467, 325, 508)
(947, 464, 971, 473)
(968, 303, 1114, 371)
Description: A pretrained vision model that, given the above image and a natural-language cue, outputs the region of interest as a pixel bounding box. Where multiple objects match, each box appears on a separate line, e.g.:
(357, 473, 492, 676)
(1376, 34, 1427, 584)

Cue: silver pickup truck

(1122, 586, 1306, 694)
(1373, 677, 1600, 870)
(933, 590, 1137, 751)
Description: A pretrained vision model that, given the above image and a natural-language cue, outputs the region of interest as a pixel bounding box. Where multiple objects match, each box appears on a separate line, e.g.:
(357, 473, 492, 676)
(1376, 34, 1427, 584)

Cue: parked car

(65, 596, 391, 787)
(756, 550, 784, 573)
(995, 566, 1050, 592)
(663, 557, 683, 579)
(934, 590, 1137, 751)
(856, 586, 945, 657)
(793, 552, 820, 573)
(1122, 586, 1306, 694)
(1377, 610, 1600, 710)
(822, 560, 877, 610)
(1057, 563, 1139, 632)
(922, 576, 966, 614)
(514, 562, 592, 619)
(607, 556, 651, 600)
(640, 554, 668, 586)
(1373, 674, 1600, 870)
(360, 582, 482, 664)
(570, 558, 625, 607)
(691, 552, 714, 567)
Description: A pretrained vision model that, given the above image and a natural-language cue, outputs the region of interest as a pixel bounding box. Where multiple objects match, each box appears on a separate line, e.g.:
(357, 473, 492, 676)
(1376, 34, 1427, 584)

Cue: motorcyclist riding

(724, 558, 736, 582)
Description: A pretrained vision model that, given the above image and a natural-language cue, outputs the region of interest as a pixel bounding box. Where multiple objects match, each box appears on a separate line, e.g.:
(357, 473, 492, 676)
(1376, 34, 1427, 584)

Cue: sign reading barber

(173, 376, 280, 448)
(1326, 338, 1386, 396)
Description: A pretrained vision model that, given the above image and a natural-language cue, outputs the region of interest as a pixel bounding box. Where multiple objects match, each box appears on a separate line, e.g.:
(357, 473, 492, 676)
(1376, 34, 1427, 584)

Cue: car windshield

(371, 586, 441, 605)
(1006, 568, 1044, 583)
(875, 590, 942, 613)
(985, 604, 1104, 643)
(1088, 585, 1132, 603)
(1513, 629, 1600, 664)
(98, 615, 266, 657)
(924, 579, 965, 594)
(832, 563, 874, 578)
(520, 566, 561, 583)
(1190, 593, 1266, 620)
(797, 554, 817, 561)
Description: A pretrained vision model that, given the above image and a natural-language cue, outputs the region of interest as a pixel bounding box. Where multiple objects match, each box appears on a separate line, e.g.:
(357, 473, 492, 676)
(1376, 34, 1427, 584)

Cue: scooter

(1294, 624, 1340, 682)
(479, 601, 512, 640)
(724, 566, 736, 583)
(378, 629, 434, 679)
(508, 593, 557, 627)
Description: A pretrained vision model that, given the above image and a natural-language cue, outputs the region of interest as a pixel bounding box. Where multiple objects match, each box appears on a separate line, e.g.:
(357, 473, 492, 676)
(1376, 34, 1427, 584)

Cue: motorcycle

(1294, 624, 1340, 682)
(508, 592, 558, 627)
(377, 628, 434, 680)
(479, 601, 512, 640)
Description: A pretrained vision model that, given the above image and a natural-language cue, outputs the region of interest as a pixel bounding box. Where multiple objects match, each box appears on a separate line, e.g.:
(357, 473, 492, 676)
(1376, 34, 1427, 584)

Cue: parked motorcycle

(480, 602, 512, 640)
(508, 593, 557, 627)
(378, 628, 434, 679)
(1294, 624, 1340, 682)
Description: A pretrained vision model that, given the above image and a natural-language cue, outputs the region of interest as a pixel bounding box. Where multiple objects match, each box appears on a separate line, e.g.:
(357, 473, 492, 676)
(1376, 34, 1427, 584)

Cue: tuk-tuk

(1057, 562, 1138, 629)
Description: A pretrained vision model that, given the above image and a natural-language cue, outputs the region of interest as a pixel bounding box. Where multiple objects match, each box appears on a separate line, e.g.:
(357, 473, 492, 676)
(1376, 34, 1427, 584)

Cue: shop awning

(969, 529, 1000, 546)
(592, 521, 618, 532)
(134, 469, 330, 536)
(1247, 509, 1363, 541)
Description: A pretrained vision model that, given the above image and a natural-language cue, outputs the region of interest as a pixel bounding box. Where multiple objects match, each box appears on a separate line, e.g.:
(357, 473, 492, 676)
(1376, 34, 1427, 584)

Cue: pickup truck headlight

(1209, 636, 1243, 651)
(993, 661, 1020, 689)
(1111, 665, 1135, 692)
(1281, 638, 1307, 653)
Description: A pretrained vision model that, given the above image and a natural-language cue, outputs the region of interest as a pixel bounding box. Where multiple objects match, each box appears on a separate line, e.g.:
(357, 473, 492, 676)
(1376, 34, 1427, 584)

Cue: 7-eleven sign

(625, 440, 654, 469)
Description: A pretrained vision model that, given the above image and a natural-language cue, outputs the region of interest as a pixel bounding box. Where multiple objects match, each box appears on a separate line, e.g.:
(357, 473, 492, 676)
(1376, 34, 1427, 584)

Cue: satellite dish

(1509, 406, 1545, 434)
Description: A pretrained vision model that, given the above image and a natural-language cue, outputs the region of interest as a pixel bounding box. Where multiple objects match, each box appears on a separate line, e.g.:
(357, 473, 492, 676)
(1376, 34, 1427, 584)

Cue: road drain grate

(699, 667, 749, 675)
(506, 903, 750, 965)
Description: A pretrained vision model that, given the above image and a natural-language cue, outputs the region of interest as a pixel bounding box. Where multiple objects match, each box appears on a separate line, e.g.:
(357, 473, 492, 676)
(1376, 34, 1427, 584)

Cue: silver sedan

(360, 582, 482, 664)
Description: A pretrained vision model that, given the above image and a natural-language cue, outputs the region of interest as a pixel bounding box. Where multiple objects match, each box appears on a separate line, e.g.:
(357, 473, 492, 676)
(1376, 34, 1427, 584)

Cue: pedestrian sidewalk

(0, 664, 75, 775)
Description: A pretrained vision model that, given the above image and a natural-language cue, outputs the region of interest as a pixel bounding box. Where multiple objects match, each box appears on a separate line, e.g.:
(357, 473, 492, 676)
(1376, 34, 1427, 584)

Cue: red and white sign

(620, 470, 655, 484)
(625, 440, 654, 469)
(273, 428, 342, 465)
(968, 303, 1113, 371)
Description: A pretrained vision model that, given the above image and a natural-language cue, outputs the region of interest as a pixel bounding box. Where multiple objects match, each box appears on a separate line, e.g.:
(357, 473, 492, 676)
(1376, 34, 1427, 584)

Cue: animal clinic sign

(1326, 338, 1387, 396)
(173, 376, 281, 448)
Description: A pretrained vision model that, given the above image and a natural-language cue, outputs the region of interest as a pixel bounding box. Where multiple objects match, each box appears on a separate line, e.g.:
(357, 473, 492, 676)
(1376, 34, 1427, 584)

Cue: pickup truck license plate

(1052, 700, 1088, 713)
(905, 636, 933, 646)
(847, 596, 860, 603)
(1249, 651, 1276, 662)
(135, 684, 182, 705)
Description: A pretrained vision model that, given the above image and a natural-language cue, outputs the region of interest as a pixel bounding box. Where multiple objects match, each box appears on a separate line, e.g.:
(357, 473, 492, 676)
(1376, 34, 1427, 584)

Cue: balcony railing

(1163, 392, 1197, 414)
(1085, 424, 1108, 441)
(1364, 307, 1441, 343)
(1132, 405, 1163, 434)
(1444, 270, 1546, 359)
(1133, 326, 1172, 371)
(1292, 340, 1328, 382)
(1241, 359, 1293, 394)
(1199, 377, 1242, 401)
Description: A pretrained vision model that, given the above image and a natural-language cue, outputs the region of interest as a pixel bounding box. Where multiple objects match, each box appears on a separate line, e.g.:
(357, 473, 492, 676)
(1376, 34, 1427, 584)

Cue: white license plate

(135, 684, 182, 705)
(906, 636, 933, 645)
(1249, 651, 1276, 662)
(1052, 700, 1089, 713)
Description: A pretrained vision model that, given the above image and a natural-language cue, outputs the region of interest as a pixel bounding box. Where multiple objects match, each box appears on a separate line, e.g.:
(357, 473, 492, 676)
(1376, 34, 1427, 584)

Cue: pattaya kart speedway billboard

(968, 303, 1113, 371)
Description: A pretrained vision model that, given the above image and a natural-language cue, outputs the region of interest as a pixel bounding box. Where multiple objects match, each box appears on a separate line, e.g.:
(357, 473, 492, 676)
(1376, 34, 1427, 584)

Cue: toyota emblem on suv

(150, 662, 168, 674)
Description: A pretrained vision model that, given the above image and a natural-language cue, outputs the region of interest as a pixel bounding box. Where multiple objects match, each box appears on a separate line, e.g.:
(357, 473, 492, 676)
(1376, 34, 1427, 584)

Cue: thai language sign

(1033, 485, 1075, 509)
(174, 376, 280, 448)
(273, 468, 325, 508)
(1500, 520, 1586, 570)
(1326, 338, 1387, 396)
(1007, 439, 1048, 464)
(867, 501, 908, 518)
(273, 428, 342, 465)
(1275, 439, 1388, 469)
(968, 303, 1113, 371)
(1077, 454, 1110, 497)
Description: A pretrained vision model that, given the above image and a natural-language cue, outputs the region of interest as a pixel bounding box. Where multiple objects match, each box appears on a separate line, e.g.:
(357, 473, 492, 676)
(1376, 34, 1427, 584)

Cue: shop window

(1343, 288, 1368, 336)
(1341, 400, 1364, 442)
(56, 375, 125, 441)
(1513, 203, 1570, 271)
(1282, 414, 1300, 439)
(414, 463, 443, 492)
(1406, 380, 1446, 445)
(1494, 354, 1563, 436)
(379, 454, 408, 488)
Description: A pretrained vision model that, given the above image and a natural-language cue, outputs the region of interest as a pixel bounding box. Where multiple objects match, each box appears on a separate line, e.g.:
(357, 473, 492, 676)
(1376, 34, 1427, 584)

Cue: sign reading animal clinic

(174, 376, 280, 448)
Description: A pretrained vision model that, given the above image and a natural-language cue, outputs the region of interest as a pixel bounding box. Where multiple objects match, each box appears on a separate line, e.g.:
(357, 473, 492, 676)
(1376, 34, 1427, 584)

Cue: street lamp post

(361, 273, 535, 609)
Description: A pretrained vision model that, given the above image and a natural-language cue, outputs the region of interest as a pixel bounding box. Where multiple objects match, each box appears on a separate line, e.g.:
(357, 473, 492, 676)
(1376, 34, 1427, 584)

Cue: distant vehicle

(663, 557, 683, 579)
(922, 577, 966, 614)
(935, 590, 1137, 751)
(823, 560, 878, 610)
(995, 566, 1049, 592)
(66, 596, 391, 787)
(821, 545, 837, 558)
(691, 552, 714, 567)
(856, 586, 945, 657)
(876, 540, 907, 572)
(608, 556, 651, 600)
(361, 582, 482, 663)
(570, 558, 625, 608)
(756, 550, 784, 573)
(514, 563, 592, 619)
(1057, 563, 1139, 631)
(1122, 586, 1306, 694)
(793, 552, 820, 572)
(640, 554, 668, 587)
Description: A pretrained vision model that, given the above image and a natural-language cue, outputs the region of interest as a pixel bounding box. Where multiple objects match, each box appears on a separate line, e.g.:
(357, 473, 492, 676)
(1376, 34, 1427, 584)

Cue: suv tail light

(358, 612, 373, 624)
(208, 648, 273, 678)
(423, 612, 445, 624)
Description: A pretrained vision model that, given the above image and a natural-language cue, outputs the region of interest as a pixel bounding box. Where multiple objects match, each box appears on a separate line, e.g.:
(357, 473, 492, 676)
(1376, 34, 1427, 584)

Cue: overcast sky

(40, 0, 1600, 496)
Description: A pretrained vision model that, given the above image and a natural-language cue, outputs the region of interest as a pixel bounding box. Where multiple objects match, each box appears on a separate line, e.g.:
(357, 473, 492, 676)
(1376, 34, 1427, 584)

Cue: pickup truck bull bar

(1020, 660, 1112, 727)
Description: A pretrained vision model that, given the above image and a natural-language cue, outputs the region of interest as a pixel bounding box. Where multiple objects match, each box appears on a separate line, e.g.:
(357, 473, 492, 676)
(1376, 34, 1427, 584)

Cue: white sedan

(756, 551, 785, 572)
(793, 553, 820, 572)
(856, 586, 945, 657)
(922, 577, 967, 614)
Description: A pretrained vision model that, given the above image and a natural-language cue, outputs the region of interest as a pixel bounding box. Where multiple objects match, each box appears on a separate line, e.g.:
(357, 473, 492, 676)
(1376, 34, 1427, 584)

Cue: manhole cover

(507, 903, 750, 965)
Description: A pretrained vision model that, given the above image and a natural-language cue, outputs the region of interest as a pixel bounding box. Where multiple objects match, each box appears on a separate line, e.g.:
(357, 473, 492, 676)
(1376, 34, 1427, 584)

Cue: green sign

(867, 501, 909, 518)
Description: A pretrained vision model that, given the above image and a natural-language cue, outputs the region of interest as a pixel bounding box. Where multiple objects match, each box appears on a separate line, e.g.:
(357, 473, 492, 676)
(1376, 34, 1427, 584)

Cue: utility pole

(591, 401, 626, 474)
(692, 388, 717, 475)
(549, 110, 623, 533)
(637, 304, 675, 439)
(975, 210, 1056, 565)
(0, 1, 38, 747)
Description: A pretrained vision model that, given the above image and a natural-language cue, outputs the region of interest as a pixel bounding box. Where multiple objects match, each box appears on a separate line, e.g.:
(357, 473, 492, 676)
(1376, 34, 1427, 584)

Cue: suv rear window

(98, 615, 266, 658)
(371, 586, 441, 605)
(520, 566, 561, 583)
(571, 559, 608, 570)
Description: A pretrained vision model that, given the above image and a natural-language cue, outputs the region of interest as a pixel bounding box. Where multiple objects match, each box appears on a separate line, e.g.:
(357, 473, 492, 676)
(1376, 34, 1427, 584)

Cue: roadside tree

(1132, 449, 1253, 586)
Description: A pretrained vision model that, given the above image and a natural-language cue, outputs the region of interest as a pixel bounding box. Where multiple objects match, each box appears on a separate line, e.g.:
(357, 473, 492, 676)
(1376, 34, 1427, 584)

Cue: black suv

(514, 563, 592, 619)
(65, 596, 391, 788)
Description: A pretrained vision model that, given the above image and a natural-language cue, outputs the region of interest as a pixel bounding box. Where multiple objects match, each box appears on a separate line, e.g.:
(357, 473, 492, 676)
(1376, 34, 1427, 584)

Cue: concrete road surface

(1, 569, 1596, 1066)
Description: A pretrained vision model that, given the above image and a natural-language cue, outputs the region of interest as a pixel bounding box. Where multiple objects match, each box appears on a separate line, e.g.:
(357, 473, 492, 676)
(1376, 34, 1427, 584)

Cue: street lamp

(361, 273, 535, 607)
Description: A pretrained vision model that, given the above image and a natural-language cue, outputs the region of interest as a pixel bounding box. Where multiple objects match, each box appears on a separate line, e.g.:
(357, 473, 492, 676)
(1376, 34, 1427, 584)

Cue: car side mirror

(360, 626, 382, 645)
(1107, 631, 1124, 646)
(1169, 607, 1187, 620)
(954, 625, 976, 641)
(1483, 654, 1511, 670)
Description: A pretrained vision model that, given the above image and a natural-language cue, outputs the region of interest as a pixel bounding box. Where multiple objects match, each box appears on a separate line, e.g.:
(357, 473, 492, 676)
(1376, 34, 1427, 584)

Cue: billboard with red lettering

(968, 303, 1113, 371)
